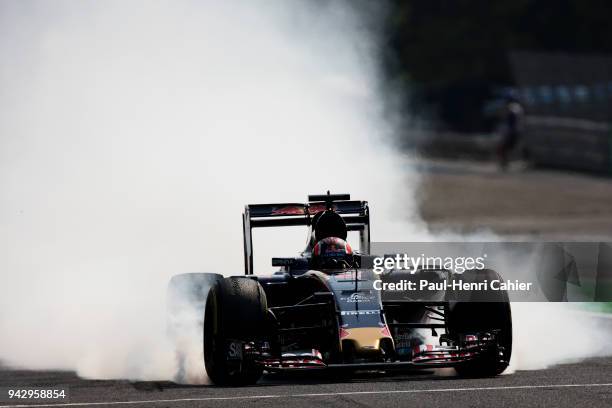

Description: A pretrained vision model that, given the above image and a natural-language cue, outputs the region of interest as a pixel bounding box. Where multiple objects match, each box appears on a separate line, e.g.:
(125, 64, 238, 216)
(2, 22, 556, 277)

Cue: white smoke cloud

(0, 0, 422, 380)
(508, 303, 612, 372)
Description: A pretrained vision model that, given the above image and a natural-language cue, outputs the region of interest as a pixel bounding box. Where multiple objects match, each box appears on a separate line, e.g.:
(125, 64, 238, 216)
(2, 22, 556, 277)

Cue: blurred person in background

(496, 90, 525, 170)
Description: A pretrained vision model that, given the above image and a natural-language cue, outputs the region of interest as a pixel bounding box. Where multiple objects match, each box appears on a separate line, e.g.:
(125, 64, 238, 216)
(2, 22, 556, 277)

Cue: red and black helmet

(313, 237, 353, 258)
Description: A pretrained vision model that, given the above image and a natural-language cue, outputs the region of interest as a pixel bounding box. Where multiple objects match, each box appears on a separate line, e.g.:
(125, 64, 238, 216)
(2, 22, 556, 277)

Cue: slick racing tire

(447, 269, 512, 377)
(204, 277, 268, 386)
(167, 273, 223, 383)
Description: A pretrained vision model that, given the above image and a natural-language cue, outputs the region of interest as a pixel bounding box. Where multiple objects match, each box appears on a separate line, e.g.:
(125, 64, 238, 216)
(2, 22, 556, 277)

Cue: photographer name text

(373, 279, 533, 292)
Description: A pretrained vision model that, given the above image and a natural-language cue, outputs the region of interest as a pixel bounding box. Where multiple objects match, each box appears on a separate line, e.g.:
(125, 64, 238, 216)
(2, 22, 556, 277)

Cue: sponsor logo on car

(340, 309, 379, 316)
(227, 341, 243, 360)
(341, 292, 374, 303)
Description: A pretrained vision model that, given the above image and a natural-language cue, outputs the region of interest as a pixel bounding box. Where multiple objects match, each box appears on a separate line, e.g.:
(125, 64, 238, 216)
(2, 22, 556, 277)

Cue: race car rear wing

(242, 193, 370, 275)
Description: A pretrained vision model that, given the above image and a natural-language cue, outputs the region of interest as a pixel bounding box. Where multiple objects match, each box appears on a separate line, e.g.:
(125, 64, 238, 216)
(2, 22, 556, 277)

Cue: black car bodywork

(167, 193, 512, 385)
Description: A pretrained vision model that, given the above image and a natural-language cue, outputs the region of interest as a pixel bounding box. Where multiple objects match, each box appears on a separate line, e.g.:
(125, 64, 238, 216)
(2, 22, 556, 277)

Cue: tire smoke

(0, 0, 420, 381)
(508, 304, 612, 373)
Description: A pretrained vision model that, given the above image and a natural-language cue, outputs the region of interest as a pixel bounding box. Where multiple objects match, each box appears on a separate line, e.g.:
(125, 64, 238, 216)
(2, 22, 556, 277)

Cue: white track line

(1, 383, 611, 407)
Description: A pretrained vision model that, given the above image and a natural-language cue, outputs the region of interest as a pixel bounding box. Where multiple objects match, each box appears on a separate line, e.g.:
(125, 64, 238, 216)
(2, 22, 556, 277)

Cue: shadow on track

(131, 368, 494, 392)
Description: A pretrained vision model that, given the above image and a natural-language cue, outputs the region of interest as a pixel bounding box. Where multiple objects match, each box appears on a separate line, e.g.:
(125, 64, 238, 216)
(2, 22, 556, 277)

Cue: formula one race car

(167, 193, 512, 385)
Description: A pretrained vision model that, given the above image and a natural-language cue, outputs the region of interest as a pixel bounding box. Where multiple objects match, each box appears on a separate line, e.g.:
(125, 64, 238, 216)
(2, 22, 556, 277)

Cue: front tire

(204, 277, 268, 386)
(448, 269, 512, 377)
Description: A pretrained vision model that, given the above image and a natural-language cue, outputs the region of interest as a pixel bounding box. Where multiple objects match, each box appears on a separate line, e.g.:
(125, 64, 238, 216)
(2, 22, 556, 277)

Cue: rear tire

(447, 269, 512, 377)
(204, 277, 268, 386)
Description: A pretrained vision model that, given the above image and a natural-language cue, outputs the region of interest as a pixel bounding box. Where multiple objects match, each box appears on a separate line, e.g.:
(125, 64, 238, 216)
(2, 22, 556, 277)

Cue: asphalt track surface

(416, 158, 612, 238)
(1, 357, 611, 408)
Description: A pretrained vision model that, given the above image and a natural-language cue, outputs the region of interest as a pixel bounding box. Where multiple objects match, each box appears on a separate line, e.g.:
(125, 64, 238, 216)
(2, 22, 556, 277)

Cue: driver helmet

(313, 237, 353, 266)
